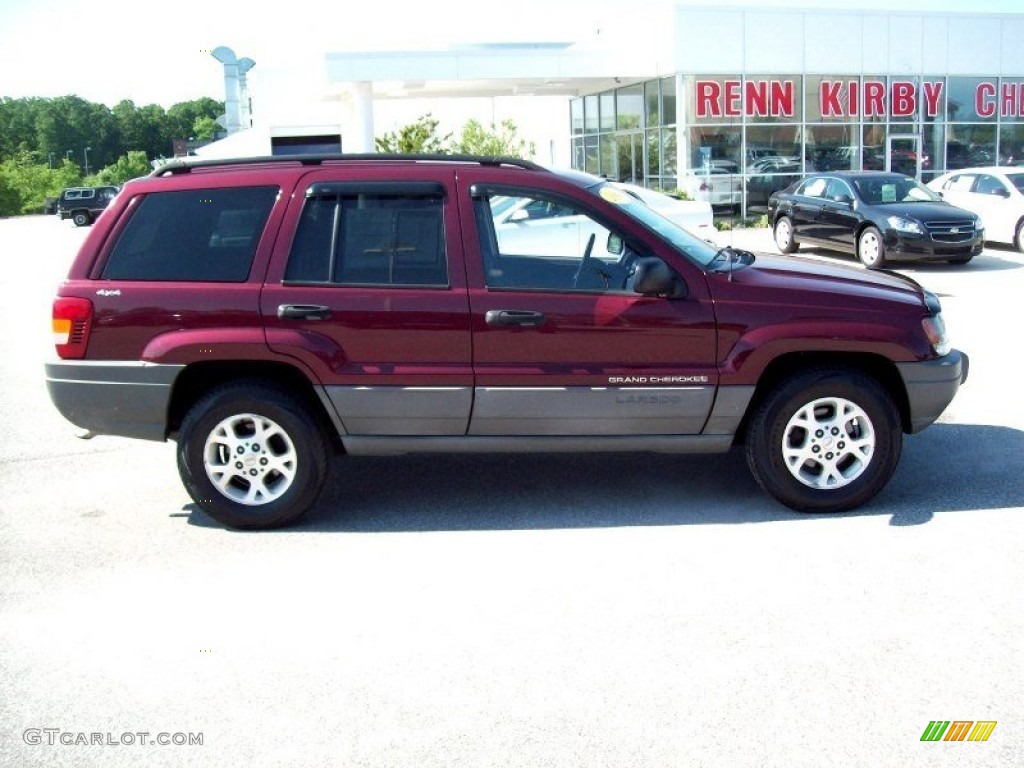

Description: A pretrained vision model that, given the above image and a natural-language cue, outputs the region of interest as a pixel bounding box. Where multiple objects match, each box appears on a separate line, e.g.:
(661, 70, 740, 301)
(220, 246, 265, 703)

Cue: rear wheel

(72, 211, 91, 227)
(774, 215, 798, 253)
(746, 369, 902, 513)
(857, 226, 886, 269)
(177, 382, 330, 529)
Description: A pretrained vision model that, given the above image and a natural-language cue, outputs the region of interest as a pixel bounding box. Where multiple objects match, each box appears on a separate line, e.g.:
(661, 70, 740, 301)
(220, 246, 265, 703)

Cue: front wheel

(177, 382, 330, 529)
(745, 369, 902, 513)
(857, 226, 886, 269)
(1015, 220, 1024, 253)
(774, 215, 798, 253)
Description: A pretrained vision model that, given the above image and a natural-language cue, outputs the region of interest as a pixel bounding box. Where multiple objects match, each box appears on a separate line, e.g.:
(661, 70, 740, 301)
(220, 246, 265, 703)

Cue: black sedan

(767, 171, 984, 268)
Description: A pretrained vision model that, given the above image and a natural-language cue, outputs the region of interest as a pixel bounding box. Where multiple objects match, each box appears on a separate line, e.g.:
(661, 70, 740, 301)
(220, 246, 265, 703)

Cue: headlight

(887, 215, 923, 234)
(922, 291, 950, 356)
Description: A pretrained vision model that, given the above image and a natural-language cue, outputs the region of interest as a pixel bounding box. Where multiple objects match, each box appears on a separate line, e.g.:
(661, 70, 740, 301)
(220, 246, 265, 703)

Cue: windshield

(853, 176, 941, 205)
(587, 182, 719, 267)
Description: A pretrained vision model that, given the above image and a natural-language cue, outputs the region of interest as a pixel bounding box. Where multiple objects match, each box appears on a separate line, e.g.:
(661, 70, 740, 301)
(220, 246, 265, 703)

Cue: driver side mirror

(832, 194, 853, 206)
(606, 232, 624, 256)
(631, 257, 687, 299)
(509, 209, 529, 223)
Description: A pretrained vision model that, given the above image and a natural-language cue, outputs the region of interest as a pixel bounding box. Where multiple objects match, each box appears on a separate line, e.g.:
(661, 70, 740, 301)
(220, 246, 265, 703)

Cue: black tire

(774, 215, 798, 253)
(745, 368, 902, 513)
(1015, 220, 1024, 253)
(176, 382, 330, 529)
(857, 225, 886, 269)
(72, 211, 91, 227)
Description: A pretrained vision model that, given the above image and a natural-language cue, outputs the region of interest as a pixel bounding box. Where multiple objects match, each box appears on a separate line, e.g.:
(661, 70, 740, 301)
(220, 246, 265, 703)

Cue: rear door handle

(485, 309, 546, 327)
(278, 304, 332, 320)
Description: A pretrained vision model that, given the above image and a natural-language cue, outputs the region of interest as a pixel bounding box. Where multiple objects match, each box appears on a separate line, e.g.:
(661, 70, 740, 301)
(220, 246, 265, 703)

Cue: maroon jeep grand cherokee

(46, 155, 967, 529)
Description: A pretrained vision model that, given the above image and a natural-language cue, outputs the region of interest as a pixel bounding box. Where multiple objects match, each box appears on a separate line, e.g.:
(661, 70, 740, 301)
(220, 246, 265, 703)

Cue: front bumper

(895, 349, 969, 433)
(884, 230, 984, 261)
(45, 361, 184, 441)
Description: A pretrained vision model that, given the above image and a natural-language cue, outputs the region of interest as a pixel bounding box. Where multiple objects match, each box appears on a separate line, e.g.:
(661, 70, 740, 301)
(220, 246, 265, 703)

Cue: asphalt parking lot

(1, 215, 1022, 767)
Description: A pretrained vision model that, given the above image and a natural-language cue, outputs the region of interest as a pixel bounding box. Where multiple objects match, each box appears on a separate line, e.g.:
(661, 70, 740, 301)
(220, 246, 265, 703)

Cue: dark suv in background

(46, 155, 967, 529)
(56, 185, 119, 226)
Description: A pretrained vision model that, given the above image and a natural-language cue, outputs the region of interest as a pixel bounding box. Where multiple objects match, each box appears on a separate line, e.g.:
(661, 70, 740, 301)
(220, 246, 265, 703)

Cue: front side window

(974, 174, 1006, 196)
(102, 186, 278, 281)
(475, 189, 628, 292)
(285, 184, 447, 287)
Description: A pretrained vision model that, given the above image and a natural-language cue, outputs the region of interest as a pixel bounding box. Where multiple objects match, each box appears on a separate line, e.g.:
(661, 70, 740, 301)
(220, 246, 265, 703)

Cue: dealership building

(212, 1, 1024, 215)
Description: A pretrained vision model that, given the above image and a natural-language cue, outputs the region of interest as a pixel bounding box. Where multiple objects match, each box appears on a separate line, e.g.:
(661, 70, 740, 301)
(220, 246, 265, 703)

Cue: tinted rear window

(284, 185, 447, 287)
(102, 186, 278, 281)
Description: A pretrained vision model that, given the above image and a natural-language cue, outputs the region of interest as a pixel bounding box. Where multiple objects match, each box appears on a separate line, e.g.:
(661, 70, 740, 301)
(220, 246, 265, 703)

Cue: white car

(492, 183, 714, 259)
(927, 166, 1024, 251)
(678, 160, 743, 210)
(609, 182, 714, 239)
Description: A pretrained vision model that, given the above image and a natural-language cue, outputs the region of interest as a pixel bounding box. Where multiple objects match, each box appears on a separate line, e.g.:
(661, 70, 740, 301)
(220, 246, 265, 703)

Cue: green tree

(375, 114, 451, 154)
(167, 97, 222, 141)
(0, 151, 81, 215)
(192, 116, 219, 141)
(453, 118, 535, 159)
(90, 151, 151, 186)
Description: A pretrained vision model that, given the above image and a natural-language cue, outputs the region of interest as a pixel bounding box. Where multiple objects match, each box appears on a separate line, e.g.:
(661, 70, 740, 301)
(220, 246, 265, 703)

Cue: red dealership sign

(694, 78, 1024, 119)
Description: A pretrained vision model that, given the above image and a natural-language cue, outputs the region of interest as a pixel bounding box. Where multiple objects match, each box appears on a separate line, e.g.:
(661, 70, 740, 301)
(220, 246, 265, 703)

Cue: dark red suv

(46, 155, 967, 528)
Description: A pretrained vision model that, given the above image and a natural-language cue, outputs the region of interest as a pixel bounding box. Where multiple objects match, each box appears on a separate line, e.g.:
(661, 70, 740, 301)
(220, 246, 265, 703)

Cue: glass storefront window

(947, 78, 998, 122)
(744, 125, 801, 170)
(922, 121, 945, 178)
(645, 81, 660, 127)
(584, 95, 599, 133)
(571, 99, 583, 135)
(862, 124, 887, 170)
(662, 128, 677, 177)
(617, 85, 643, 131)
(662, 77, 676, 125)
(806, 75, 858, 122)
(572, 138, 584, 171)
(615, 133, 644, 182)
(584, 136, 599, 175)
(889, 76, 919, 124)
(805, 124, 858, 172)
(646, 130, 661, 179)
(687, 126, 741, 168)
(999, 123, 1024, 166)
(946, 124, 997, 169)
(600, 93, 615, 132)
(599, 134, 615, 176)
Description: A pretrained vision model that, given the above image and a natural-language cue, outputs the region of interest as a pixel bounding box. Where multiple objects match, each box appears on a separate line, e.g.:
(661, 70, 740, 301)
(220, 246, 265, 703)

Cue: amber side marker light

(53, 297, 93, 359)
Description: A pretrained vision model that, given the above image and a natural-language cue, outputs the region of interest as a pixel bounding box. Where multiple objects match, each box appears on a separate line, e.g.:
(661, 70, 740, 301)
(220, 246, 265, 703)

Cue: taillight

(53, 297, 93, 359)
(699, 182, 709, 191)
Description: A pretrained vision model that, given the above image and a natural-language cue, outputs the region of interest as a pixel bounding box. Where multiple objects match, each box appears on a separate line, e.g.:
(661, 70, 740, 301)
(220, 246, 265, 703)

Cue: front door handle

(485, 309, 546, 327)
(278, 304, 332, 320)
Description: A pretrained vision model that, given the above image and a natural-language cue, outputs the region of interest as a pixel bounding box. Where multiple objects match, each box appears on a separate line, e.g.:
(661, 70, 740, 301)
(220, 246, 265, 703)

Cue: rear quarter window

(101, 186, 278, 281)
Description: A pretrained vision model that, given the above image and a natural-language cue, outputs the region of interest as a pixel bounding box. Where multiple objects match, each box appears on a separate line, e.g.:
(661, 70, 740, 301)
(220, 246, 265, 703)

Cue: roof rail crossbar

(150, 153, 546, 177)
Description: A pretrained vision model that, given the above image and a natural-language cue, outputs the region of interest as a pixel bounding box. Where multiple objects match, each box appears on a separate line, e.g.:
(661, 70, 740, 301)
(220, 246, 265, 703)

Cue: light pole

(83, 146, 92, 176)
(65, 149, 72, 161)
(48, 151, 55, 169)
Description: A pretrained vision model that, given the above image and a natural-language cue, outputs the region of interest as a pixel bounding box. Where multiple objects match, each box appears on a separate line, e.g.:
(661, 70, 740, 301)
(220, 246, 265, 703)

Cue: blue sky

(1, 0, 1022, 108)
